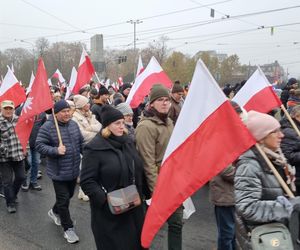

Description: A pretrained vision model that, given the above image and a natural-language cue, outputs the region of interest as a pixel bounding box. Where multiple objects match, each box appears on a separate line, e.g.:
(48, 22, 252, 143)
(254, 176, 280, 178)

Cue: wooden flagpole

(280, 104, 300, 138)
(52, 108, 63, 146)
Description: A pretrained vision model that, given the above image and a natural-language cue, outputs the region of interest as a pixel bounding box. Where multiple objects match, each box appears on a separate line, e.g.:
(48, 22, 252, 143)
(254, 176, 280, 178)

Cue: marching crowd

(1, 77, 300, 250)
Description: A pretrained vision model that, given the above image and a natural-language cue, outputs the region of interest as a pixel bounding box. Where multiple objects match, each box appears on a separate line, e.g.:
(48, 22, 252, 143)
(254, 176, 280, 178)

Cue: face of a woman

(260, 128, 284, 151)
(108, 118, 125, 136)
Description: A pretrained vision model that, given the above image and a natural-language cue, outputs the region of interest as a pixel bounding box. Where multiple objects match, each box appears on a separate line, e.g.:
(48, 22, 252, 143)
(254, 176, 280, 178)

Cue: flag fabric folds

(72, 48, 95, 94)
(232, 67, 282, 113)
(126, 56, 172, 108)
(15, 58, 53, 152)
(0, 67, 26, 107)
(65, 67, 77, 100)
(141, 59, 256, 248)
(136, 54, 144, 78)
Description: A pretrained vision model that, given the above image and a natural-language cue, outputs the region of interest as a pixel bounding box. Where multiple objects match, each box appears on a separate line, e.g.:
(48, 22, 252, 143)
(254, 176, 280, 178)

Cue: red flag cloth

(72, 49, 95, 94)
(126, 56, 172, 108)
(0, 67, 26, 107)
(232, 67, 282, 113)
(136, 55, 144, 78)
(15, 58, 53, 152)
(141, 59, 256, 248)
(117, 77, 124, 86)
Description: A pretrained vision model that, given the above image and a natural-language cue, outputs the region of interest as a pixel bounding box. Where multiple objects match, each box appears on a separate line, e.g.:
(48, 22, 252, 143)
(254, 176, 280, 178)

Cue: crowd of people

(1, 76, 300, 250)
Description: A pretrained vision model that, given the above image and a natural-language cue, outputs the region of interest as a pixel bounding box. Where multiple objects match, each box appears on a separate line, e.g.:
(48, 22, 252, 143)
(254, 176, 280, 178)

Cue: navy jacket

(36, 116, 83, 181)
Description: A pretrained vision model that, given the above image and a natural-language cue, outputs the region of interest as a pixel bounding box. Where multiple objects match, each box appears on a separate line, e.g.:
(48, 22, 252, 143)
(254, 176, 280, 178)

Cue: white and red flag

(141, 59, 256, 248)
(26, 71, 35, 95)
(232, 67, 282, 113)
(136, 54, 144, 78)
(65, 67, 77, 100)
(15, 58, 53, 152)
(52, 69, 66, 85)
(117, 76, 124, 87)
(0, 66, 26, 107)
(126, 56, 172, 108)
(72, 48, 95, 94)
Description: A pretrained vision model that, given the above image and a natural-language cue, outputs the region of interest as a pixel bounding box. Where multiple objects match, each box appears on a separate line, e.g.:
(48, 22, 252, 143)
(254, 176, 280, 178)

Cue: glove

(288, 197, 300, 212)
(276, 196, 293, 215)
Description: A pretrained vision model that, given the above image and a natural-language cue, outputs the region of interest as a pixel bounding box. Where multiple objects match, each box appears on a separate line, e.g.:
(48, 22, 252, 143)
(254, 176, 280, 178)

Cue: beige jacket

(135, 115, 173, 193)
(72, 110, 102, 145)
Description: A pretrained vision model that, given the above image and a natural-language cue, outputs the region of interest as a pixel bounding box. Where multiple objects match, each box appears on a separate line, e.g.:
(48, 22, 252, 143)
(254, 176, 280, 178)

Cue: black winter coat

(281, 118, 300, 186)
(36, 116, 83, 181)
(80, 133, 145, 250)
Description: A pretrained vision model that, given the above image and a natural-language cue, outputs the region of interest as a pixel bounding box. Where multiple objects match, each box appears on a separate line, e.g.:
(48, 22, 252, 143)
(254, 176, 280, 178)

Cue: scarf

(106, 134, 135, 187)
(143, 107, 169, 124)
(262, 146, 296, 192)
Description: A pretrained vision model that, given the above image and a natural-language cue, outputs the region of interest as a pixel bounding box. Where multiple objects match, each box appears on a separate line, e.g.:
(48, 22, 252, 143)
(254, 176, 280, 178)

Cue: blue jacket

(36, 116, 83, 181)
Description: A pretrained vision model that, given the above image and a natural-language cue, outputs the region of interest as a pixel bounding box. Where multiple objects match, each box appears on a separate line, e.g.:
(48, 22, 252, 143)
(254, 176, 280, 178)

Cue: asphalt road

(0, 164, 300, 250)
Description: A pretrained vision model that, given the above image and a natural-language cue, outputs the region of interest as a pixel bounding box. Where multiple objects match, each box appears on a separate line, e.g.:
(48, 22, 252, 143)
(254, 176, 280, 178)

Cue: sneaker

(21, 184, 29, 192)
(7, 205, 16, 213)
(78, 188, 89, 201)
(29, 183, 42, 191)
(297, 239, 300, 245)
(0, 190, 5, 198)
(37, 171, 42, 180)
(64, 228, 79, 244)
(48, 209, 61, 226)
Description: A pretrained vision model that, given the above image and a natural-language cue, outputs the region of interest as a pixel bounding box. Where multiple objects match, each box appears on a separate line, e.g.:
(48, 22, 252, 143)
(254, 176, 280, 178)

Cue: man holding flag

(136, 84, 183, 250)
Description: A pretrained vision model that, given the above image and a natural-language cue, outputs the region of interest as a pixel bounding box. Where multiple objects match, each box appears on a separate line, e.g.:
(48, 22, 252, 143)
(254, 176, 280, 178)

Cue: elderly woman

(80, 105, 145, 250)
(235, 110, 299, 249)
(72, 94, 102, 202)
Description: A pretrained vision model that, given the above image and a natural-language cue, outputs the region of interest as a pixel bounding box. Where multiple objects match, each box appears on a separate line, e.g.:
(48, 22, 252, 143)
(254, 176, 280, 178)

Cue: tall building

(90, 34, 106, 78)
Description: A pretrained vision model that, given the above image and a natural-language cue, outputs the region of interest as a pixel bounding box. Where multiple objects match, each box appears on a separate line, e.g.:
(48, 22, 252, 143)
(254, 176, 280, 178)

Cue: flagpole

(94, 72, 102, 85)
(280, 104, 300, 138)
(255, 143, 295, 198)
(52, 108, 63, 146)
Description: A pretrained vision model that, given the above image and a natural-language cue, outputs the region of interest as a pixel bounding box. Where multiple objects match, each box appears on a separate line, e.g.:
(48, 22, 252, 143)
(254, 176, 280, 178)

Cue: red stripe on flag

(130, 71, 172, 108)
(0, 84, 26, 107)
(141, 100, 255, 247)
(243, 86, 282, 113)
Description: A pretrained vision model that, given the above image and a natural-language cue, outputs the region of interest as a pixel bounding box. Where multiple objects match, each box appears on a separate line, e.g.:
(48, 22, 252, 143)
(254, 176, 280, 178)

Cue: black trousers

(52, 179, 77, 231)
(0, 160, 25, 206)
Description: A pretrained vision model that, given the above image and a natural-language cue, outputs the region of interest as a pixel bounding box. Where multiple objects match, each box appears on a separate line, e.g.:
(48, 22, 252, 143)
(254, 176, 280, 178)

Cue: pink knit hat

(246, 110, 280, 141)
(73, 95, 89, 109)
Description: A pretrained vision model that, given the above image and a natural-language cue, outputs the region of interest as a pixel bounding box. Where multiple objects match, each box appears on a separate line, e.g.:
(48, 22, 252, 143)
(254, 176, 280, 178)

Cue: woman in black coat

(80, 106, 145, 250)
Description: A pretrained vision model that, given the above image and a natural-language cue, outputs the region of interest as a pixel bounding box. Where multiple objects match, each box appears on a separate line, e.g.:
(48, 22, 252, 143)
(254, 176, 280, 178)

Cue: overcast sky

(1, 0, 300, 77)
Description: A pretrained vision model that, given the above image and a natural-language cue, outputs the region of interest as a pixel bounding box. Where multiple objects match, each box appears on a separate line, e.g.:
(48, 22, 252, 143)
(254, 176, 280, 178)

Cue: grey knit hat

(116, 103, 133, 116)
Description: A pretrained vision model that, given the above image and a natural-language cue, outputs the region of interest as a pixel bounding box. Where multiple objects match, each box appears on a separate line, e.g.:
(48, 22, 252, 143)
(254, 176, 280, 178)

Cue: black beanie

(120, 83, 132, 93)
(149, 84, 170, 103)
(171, 83, 184, 93)
(54, 100, 70, 114)
(98, 85, 109, 96)
(101, 105, 124, 128)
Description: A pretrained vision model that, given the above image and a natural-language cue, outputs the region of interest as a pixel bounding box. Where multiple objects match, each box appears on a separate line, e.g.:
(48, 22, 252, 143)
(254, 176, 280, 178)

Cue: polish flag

(0, 67, 26, 107)
(126, 56, 172, 108)
(15, 58, 53, 152)
(26, 71, 35, 95)
(72, 48, 95, 94)
(52, 69, 66, 84)
(232, 67, 282, 113)
(65, 67, 77, 100)
(136, 55, 144, 78)
(117, 76, 124, 86)
(141, 59, 256, 248)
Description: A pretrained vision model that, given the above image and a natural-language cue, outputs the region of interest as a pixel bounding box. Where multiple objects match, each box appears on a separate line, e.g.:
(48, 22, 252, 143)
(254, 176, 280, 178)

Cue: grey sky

(1, 0, 300, 77)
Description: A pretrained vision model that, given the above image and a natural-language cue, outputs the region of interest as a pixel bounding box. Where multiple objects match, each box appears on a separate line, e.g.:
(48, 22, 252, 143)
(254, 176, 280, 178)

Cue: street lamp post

(18, 39, 36, 72)
(127, 19, 143, 52)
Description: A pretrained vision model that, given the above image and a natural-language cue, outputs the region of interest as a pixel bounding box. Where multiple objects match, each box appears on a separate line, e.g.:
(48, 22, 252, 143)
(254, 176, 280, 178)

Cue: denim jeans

(52, 179, 77, 231)
(0, 161, 25, 206)
(28, 148, 40, 184)
(215, 205, 236, 250)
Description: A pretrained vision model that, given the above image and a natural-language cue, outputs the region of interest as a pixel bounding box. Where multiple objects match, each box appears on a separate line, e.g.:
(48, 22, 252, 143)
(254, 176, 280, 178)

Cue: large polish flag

(72, 48, 95, 94)
(136, 54, 144, 78)
(65, 67, 77, 100)
(141, 59, 256, 248)
(126, 56, 172, 108)
(232, 67, 282, 113)
(0, 67, 26, 107)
